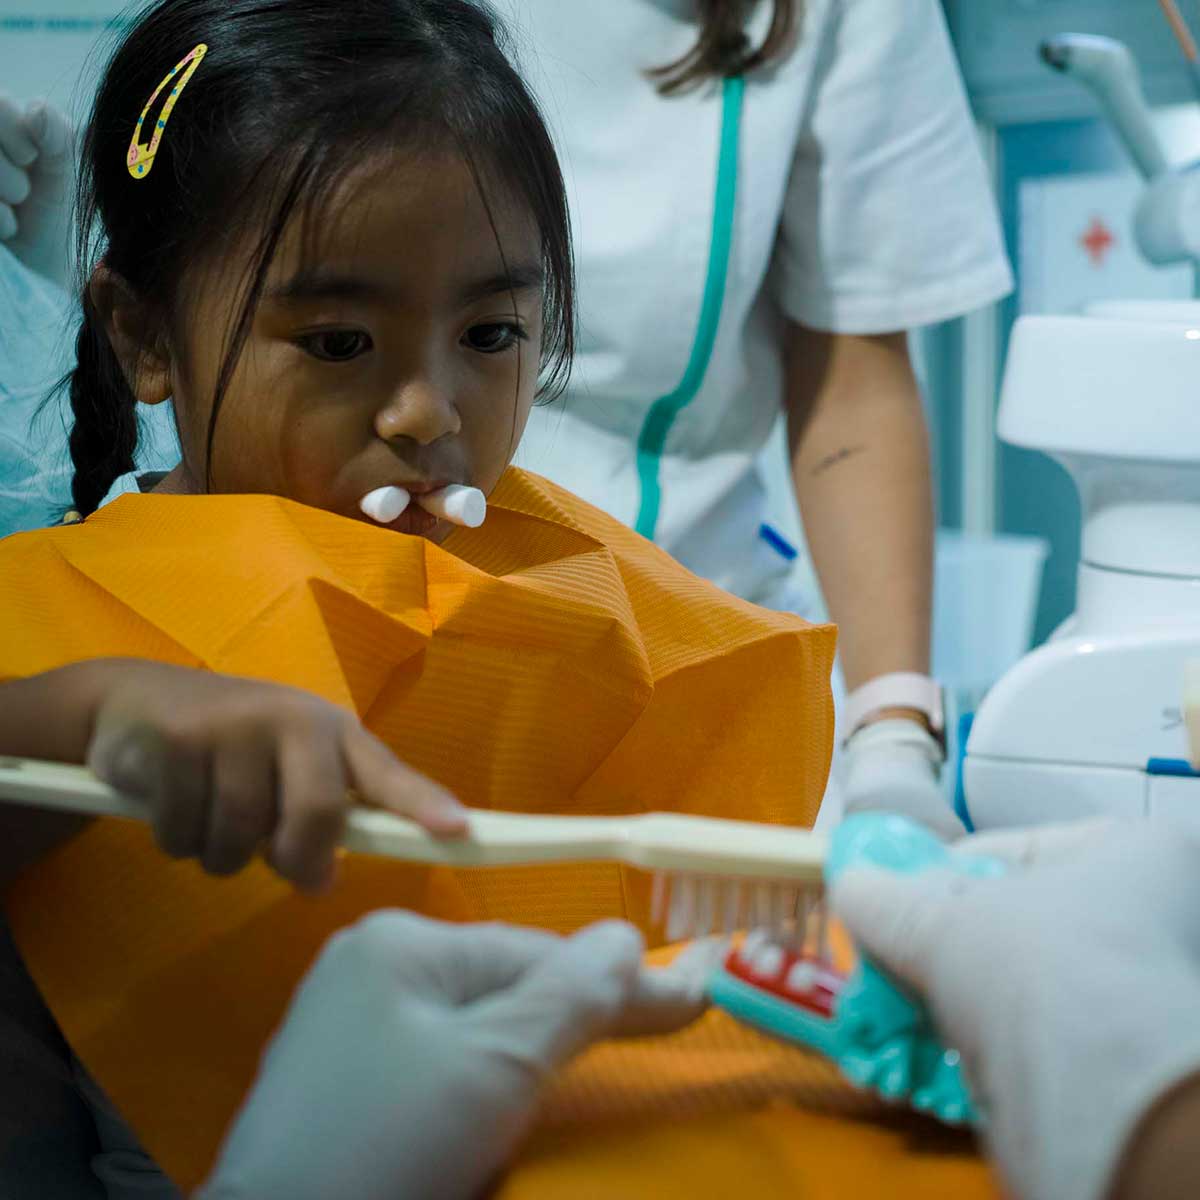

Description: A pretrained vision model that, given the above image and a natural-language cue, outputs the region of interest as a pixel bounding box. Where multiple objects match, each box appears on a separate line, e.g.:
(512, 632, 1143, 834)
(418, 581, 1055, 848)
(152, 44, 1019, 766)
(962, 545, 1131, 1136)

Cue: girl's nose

(374, 378, 462, 446)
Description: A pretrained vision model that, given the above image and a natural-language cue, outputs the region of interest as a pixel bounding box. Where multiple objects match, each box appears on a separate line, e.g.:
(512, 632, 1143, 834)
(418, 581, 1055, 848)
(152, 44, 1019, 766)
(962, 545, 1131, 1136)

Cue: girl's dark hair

(653, 0, 799, 94)
(63, 0, 574, 516)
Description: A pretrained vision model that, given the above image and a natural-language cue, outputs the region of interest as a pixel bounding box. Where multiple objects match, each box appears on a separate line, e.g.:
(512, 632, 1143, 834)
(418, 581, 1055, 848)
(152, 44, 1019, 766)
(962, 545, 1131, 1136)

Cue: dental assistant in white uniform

(0, 0, 1011, 833)
(501, 0, 1013, 831)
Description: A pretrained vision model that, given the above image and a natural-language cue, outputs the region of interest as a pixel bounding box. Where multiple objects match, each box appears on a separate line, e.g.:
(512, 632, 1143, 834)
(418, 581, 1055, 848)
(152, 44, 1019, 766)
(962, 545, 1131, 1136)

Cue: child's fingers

(89, 719, 210, 858)
(204, 740, 278, 876)
(0, 202, 16, 241)
(341, 724, 466, 835)
(270, 734, 349, 893)
(148, 741, 211, 859)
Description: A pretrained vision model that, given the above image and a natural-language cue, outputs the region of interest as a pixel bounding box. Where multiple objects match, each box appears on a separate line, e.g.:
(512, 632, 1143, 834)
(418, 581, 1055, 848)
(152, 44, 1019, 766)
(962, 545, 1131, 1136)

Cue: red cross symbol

(1080, 216, 1116, 266)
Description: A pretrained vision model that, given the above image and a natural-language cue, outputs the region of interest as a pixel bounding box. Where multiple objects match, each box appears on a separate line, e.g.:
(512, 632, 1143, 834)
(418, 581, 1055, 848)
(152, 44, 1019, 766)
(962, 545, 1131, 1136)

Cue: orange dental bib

(0, 469, 835, 1187)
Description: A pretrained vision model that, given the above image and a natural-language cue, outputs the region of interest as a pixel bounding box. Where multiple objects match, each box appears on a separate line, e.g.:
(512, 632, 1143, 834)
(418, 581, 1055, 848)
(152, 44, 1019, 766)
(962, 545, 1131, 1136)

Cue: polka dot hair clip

(126, 42, 208, 181)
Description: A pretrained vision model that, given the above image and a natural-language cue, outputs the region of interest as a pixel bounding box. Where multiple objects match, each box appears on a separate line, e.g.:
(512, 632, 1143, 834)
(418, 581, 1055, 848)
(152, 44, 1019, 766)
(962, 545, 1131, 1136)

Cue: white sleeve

(771, 0, 1014, 334)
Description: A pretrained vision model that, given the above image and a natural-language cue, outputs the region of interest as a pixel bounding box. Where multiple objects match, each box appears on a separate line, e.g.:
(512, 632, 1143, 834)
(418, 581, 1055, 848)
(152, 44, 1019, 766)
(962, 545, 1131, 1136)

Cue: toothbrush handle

(341, 805, 628, 865)
(0, 756, 630, 867)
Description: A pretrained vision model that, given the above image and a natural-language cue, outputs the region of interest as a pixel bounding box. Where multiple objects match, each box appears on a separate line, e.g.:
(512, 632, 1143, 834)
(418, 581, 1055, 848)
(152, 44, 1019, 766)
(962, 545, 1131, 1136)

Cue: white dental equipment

(1040, 34, 1169, 181)
(962, 310, 1200, 830)
(1041, 28, 1200, 282)
(359, 484, 487, 528)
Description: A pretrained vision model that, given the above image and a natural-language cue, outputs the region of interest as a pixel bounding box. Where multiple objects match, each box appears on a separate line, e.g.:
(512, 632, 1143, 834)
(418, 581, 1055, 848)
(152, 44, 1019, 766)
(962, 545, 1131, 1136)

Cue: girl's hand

(84, 659, 466, 892)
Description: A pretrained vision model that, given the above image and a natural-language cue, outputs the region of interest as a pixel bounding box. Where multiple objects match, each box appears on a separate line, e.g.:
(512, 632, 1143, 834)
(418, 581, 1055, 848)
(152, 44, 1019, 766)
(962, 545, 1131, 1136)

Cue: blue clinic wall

(0, 3, 126, 122)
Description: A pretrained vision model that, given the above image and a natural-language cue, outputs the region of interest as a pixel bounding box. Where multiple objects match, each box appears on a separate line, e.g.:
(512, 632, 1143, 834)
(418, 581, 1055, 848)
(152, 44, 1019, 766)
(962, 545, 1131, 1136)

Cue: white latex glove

(832, 819, 1200, 1200)
(841, 718, 965, 840)
(0, 95, 74, 287)
(198, 914, 707, 1200)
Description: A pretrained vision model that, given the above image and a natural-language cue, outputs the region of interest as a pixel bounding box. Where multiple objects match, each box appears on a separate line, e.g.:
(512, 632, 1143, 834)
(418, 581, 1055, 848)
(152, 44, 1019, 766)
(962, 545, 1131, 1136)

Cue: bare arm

(0, 661, 110, 762)
(0, 662, 110, 886)
(784, 325, 933, 696)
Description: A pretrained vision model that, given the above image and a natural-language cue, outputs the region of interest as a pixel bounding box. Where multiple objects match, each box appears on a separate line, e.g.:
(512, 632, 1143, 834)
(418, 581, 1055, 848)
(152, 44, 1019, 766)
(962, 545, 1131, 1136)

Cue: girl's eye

(298, 330, 373, 362)
(464, 322, 524, 354)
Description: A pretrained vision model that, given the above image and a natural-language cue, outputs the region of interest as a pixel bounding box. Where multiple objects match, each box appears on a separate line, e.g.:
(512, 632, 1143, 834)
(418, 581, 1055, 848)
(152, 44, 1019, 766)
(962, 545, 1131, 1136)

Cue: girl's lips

(401, 480, 452, 497)
(380, 505, 443, 539)
(355, 480, 468, 541)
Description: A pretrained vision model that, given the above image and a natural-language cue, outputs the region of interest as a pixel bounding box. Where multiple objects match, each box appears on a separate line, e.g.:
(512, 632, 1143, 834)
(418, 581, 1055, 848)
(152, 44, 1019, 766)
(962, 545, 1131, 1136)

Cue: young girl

(2, 0, 575, 892)
(0, 0, 834, 1184)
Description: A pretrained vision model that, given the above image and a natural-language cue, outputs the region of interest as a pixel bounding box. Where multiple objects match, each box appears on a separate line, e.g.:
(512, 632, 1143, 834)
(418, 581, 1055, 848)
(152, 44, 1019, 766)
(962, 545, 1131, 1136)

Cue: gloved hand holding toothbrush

(0, 94, 74, 288)
(199, 914, 708, 1200)
(833, 818, 1200, 1200)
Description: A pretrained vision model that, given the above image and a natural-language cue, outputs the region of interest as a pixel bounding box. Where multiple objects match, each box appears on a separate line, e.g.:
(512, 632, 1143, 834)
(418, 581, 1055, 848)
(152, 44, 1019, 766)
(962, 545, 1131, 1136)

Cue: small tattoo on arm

(810, 445, 865, 477)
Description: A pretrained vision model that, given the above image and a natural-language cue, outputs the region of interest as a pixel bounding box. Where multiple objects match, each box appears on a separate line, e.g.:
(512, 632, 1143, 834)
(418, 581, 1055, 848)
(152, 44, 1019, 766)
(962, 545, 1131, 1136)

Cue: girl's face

(158, 150, 543, 542)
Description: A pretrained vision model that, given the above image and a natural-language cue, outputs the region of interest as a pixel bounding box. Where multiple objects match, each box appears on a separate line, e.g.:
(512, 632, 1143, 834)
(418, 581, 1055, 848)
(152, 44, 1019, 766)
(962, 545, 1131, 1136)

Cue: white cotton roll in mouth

(359, 485, 411, 524)
(415, 484, 487, 528)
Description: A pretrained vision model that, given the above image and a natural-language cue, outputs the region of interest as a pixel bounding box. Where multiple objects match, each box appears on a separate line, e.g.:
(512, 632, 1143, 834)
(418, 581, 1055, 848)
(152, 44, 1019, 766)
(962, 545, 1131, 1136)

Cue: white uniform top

(86, 0, 1011, 595)
(499, 0, 1012, 605)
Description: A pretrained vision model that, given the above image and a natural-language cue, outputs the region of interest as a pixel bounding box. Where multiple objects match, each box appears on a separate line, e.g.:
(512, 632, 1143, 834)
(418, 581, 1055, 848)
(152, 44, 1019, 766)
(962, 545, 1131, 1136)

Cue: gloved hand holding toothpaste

(833, 817, 1200, 1200)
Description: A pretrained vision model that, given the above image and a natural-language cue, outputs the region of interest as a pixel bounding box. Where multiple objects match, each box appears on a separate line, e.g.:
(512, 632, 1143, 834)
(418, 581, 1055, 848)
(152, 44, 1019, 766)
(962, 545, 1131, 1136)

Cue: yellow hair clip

(126, 43, 208, 181)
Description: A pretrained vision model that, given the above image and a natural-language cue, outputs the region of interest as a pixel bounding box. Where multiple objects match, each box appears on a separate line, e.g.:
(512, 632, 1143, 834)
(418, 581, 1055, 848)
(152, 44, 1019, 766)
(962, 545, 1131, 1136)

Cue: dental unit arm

(1042, 32, 1200, 275)
(962, 312, 1200, 831)
(1040, 35, 1169, 181)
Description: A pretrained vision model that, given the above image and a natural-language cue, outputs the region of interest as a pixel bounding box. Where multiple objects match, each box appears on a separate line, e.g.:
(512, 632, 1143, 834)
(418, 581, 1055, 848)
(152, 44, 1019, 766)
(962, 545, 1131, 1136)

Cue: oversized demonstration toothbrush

(0, 739, 997, 1127)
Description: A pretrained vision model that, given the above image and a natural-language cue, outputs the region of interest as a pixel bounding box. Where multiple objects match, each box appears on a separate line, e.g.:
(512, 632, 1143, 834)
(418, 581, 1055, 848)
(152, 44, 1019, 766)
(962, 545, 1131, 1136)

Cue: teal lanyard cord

(633, 74, 744, 541)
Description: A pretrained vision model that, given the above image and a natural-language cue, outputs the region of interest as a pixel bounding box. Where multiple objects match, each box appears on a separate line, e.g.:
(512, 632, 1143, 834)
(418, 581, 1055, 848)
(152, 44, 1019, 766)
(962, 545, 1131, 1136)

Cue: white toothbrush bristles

(753, 883, 772, 930)
(816, 900, 830, 962)
(360, 486, 411, 524)
(654, 870, 829, 957)
(651, 871, 667, 926)
(668, 875, 698, 942)
(696, 877, 715, 936)
(723, 883, 740, 934)
(416, 484, 487, 528)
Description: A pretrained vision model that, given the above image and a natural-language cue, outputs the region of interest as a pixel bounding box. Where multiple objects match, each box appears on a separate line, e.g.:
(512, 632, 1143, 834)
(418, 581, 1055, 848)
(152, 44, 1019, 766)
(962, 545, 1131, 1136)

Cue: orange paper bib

(0, 469, 835, 1186)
